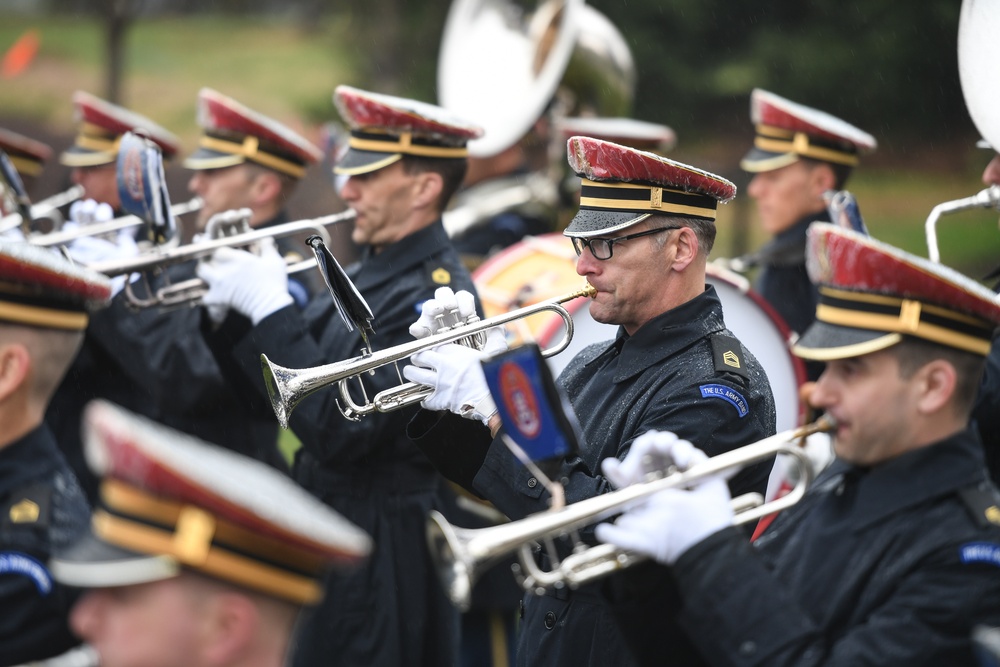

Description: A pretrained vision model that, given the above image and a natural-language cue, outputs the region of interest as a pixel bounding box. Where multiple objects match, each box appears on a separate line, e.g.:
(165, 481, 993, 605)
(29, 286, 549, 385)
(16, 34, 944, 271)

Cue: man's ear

(249, 171, 283, 207)
(914, 359, 957, 415)
(411, 171, 444, 211)
(201, 592, 261, 665)
(668, 227, 700, 272)
(810, 163, 837, 196)
(0, 343, 30, 403)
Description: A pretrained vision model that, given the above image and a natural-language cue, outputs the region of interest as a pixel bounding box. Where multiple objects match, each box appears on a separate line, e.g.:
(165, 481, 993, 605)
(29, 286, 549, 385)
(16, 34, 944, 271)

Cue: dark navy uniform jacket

(205, 220, 472, 667)
(973, 326, 1000, 487)
(409, 286, 776, 667)
(752, 211, 829, 339)
(0, 425, 89, 666)
(45, 211, 304, 502)
(606, 428, 1000, 666)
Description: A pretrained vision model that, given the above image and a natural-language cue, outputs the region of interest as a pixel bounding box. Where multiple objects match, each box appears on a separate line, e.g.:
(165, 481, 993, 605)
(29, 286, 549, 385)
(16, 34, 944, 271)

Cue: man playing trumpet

(597, 223, 1000, 665)
(405, 136, 777, 666)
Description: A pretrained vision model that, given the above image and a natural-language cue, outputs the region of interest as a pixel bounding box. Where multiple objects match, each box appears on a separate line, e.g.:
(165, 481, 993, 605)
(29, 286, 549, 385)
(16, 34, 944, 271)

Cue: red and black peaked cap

(333, 85, 484, 176)
(793, 223, 1000, 360)
(60, 91, 179, 168)
(564, 135, 736, 237)
(0, 239, 111, 331)
(50, 401, 372, 605)
(741, 89, 877, 173)
(0, 127, 52, 178)
(184, 88, 322, 180)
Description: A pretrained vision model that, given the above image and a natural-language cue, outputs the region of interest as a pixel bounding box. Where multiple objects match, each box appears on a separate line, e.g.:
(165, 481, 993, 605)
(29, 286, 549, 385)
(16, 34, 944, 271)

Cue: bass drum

(472, 233, 807, 432)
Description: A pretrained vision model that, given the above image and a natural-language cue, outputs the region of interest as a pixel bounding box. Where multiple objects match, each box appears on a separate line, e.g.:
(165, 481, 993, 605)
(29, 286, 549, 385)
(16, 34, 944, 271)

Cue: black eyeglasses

(570, 226, 682, 261)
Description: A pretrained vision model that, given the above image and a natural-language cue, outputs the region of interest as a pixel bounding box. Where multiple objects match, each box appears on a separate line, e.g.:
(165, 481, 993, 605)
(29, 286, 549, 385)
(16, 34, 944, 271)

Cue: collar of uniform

(351, 220, 451, 292)
(0, 424, 63, 492)
(847, 428, 987, 532)
(596, 286, 727, 383)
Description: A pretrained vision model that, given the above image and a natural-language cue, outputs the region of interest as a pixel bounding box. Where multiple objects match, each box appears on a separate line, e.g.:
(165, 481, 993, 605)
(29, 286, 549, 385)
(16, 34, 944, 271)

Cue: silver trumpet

(0, 184, 85, 234)
(924, 184, 1000, 263)
(261, 284, 597, 427)
(426, 416, 835, 611)
(31, 196, 203, 248)
(83, 208, 355, 309)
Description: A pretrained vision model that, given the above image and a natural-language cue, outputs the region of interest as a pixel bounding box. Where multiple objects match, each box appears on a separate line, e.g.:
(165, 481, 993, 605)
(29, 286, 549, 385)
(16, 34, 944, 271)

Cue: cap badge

(174, 506, 216, 566)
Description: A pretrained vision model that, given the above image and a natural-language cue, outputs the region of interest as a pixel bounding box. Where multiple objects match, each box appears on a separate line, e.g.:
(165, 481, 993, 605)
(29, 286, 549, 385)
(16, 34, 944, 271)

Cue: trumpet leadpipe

(426, 415, 836, 610)
(261, 284, 597, 428)
(86, 209, 355, 278)
(32, 196, 203, 248)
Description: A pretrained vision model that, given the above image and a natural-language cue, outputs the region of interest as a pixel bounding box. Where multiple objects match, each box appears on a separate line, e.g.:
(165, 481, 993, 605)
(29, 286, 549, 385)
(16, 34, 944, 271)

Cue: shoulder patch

(959, 483, 1000, 528)
(699, 384, 749, 418)
(0, 552, 53, 594)
(3, 483, 52, 529)
(959, 542, 1000, 568)
(710, 335, 749, 380)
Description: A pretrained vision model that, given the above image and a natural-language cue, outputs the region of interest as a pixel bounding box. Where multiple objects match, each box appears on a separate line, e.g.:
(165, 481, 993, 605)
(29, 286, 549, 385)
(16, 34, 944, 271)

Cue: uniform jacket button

(544, 611, 556, 629)
(527, 477, 537, 488)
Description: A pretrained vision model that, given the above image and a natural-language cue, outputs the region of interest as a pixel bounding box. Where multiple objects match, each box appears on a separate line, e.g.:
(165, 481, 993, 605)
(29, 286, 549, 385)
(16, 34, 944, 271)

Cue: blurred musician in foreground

(735, 89, 876, 351)
(0, 241, 110, 665)
(597, 223, 1000, 666)
(405, 136, 776, 666)
(46, 92, 318, 504)
(51, 400, 371, 667)
(197, 85, 482, 667)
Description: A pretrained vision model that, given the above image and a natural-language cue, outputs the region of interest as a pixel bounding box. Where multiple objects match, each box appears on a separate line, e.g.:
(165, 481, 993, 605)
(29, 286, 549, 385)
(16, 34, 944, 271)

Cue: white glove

(68, 199, 114, 227)
(594, 476, 734, 566)
(195, 238, 293, 325)
(595, 435, 734, 565)
(402, 327, 507, 424)
(602, 430, 687, 489)
(409, 287, 478, 339)
(65, 229, 140, 297)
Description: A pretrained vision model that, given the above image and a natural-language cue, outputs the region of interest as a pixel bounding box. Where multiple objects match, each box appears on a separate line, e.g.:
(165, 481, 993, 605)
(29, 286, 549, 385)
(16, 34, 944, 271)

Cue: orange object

(2, 29, 40, 78)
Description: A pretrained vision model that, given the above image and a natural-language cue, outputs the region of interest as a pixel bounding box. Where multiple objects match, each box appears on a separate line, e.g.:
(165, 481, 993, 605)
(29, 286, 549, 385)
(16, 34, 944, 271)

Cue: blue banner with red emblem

(116, 131, 175, 243)
(481, 344, 581, 463)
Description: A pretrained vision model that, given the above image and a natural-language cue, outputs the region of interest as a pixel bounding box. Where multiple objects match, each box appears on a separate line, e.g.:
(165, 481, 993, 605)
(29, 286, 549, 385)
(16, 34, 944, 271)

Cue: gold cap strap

(754, 124, 859, 167)
(347, 130, 469, 159)
(579, 179, 718, 220)
(199, 135, 307, 179)
(816, 287, 993, 356)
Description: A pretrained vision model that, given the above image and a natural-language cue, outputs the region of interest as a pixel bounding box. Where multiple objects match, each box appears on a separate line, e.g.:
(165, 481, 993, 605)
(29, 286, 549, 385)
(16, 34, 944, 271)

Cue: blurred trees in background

(34, 0, 975, 152)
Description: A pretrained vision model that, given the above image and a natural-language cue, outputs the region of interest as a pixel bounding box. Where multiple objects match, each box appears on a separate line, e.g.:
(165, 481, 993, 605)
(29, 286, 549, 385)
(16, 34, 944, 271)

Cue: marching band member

(46, 92, 315, 506)
(51, 400, 371, 667)
(405, 136, 777, 666)
(185, 87, 324, 303)
(58, 90, 179, 216)
(0, 241, 111, 665)
(736, 89, 876, 358)
(196, 85, 482, 667)
(598, 223, 1000, 666)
